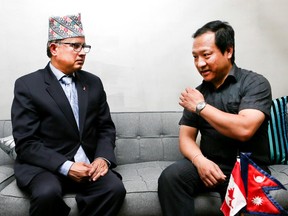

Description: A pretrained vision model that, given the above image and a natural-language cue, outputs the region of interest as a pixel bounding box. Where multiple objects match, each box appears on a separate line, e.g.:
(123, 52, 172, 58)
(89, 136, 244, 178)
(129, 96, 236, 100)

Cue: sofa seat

(0, 180, 79, 216)
(116, 161, 173, 216)
(268, 165, 288, 209)
(0, 160, 223, 216)
(1, 163, 287, 216)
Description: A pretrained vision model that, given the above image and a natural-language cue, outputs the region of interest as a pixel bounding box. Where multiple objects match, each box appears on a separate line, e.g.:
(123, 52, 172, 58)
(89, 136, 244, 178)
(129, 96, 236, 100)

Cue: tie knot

(61, 75, 73, 85)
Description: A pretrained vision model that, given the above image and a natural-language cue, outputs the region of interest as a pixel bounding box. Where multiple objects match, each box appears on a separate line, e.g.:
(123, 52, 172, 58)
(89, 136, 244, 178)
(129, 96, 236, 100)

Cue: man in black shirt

(158, 20, 272, 216)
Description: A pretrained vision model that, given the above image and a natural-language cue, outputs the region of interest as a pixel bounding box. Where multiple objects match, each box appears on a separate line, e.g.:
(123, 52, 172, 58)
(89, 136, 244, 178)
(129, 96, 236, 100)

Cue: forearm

(180, 139, 201, 162)
(179, 126, 202, 162)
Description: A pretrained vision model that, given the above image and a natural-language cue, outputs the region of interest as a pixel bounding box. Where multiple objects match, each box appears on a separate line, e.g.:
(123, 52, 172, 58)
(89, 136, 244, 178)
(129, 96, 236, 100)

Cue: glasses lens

(72, 43, 82, 52)
(58, 42, 91, 53)
(83, 45, 91, 53)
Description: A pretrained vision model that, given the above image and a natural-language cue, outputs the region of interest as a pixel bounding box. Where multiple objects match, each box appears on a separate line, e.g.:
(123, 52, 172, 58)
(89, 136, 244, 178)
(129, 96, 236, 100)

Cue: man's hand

(193, 155, 226, 188)
(88, 158, 109, 181)
(179, 87, 204, 113)
(68, 162, 92, 183)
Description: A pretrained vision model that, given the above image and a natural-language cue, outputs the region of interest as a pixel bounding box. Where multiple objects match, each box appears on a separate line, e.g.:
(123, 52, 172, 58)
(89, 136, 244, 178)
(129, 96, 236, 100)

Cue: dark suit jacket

(11, 63, 116, 187)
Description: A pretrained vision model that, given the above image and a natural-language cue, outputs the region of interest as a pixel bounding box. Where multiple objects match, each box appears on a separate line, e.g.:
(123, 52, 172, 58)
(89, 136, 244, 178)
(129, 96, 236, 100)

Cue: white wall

(0, 0, 287, 119)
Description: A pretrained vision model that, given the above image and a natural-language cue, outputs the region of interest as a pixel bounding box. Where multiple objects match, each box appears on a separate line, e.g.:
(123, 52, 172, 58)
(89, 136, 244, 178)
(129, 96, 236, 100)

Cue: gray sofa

(0, 111, 288, 216)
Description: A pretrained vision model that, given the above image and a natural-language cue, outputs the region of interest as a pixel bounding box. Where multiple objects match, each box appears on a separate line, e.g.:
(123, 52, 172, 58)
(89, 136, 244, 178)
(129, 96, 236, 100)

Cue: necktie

(60, 76, 90, 164)
(61, 76, 79, 128)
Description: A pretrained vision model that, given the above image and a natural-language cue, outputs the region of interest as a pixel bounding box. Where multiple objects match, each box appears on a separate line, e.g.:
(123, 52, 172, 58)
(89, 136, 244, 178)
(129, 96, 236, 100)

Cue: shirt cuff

(58, 160, 74, 176)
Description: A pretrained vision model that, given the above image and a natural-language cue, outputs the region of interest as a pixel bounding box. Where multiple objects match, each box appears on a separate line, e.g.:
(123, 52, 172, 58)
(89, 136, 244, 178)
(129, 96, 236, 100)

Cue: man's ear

(226, 46, 233, 59)
(49, 43, 58, 56)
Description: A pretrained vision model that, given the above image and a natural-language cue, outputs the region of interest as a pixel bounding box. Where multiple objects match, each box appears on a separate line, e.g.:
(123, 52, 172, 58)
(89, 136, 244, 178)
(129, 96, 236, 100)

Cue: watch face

(196, 101, 206, 115)
(197, 102, 205, 109)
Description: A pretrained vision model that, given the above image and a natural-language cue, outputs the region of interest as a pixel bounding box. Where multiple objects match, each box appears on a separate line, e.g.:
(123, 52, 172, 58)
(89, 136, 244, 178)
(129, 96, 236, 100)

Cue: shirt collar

(202, 64, 238, 90)
(226, 64, 238, 82)
(49, 62, 75, 81)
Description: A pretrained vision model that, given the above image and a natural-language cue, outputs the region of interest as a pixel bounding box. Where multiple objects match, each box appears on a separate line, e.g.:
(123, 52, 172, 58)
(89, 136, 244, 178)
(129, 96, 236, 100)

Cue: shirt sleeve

(239, 73, 272, 117)
(179, 108, 199, 128)
(58, 160, 74, 176)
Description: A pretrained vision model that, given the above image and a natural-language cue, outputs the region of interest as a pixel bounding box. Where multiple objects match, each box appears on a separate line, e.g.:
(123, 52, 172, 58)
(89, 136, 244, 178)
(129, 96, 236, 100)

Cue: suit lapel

(75, 72, 88, 135)
(44, 66, 79, 134)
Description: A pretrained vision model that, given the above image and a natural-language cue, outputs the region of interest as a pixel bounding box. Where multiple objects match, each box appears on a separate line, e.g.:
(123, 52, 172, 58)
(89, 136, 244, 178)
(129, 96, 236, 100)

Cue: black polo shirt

(179, 64, 272, 168)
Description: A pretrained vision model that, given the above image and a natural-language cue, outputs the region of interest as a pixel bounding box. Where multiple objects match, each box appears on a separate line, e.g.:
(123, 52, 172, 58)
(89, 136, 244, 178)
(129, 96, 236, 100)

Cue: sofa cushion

(115, 161, 172, 216)
(268, 165, 288, 210)
(268, 96, 288, 164)
(115, 161, 222, 216)
(0, 180, 79, 216)
(0, 135, 16, 160)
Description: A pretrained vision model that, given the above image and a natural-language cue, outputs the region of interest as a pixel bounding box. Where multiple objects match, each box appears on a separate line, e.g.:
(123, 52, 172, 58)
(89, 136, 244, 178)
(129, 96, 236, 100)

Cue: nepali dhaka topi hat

(48, 13, 85, 41)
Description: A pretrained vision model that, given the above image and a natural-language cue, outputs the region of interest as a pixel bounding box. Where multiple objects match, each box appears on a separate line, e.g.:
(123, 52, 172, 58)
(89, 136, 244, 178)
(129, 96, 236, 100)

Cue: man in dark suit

(11, 13, 126, 216)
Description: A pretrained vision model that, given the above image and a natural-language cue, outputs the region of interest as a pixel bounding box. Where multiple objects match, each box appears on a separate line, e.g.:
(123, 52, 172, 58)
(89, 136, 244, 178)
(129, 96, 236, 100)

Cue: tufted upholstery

(112, 112, 183, 165)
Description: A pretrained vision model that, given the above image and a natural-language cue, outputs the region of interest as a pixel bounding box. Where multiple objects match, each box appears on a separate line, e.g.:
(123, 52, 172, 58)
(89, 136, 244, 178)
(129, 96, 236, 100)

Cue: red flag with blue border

(240, 152, 288, 215)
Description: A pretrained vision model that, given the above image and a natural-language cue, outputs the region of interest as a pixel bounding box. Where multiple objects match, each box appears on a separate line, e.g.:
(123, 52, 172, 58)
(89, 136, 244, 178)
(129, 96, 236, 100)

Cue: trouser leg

(76, 170, 126, 216)
(158, 159, 205, 216)
(27, 171, 70, 216)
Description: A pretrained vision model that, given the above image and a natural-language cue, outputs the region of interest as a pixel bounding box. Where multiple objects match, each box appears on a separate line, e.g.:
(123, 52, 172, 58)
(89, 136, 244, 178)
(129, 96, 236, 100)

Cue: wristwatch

(196, 101, 207, 115)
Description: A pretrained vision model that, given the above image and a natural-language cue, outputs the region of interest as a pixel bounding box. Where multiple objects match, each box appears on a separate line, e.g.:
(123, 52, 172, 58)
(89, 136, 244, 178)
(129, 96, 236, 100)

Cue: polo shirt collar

(201, 63, 238, 90)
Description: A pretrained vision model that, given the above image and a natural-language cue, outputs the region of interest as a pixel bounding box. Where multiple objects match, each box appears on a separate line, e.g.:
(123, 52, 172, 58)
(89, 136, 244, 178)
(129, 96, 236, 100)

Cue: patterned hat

(48, 13, 85, 41)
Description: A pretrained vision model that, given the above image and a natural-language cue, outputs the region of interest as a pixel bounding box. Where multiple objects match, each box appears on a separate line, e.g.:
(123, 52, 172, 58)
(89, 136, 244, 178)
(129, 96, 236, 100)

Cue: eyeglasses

(58, 42, 91, 53)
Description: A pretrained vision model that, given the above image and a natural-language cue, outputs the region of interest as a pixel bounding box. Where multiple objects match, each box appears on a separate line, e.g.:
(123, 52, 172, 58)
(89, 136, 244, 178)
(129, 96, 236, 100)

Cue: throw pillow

(0, 135, 17, 160)
(268, 96, 288, 164)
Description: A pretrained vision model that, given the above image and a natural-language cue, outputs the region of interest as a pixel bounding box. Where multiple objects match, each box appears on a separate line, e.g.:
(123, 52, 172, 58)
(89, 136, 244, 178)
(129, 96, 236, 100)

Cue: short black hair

(193, 20, 235, 64)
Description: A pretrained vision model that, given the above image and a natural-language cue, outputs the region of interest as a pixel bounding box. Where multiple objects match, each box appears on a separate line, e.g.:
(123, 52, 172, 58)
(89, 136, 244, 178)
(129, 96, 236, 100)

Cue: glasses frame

(57, 42, 91, 53)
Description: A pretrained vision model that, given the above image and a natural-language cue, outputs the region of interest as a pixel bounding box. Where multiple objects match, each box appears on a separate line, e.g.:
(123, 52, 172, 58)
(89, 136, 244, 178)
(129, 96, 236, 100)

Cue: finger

(100, 167, 108, 176)
(89, 162, 102, 177)
(91, 171, 101, 181)
(213, 165, 227, 180)
(203, 177, 216, 188)
(186, 87, 193, 93)
(207, 175, 219, 187)
(83, 163, 92, 168)
(180, 91, 186, 98)
(88, 164, 98, 176)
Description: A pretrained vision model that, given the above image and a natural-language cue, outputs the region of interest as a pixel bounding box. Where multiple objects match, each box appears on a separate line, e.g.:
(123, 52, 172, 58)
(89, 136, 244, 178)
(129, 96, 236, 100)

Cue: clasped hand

(68, 158, 108, 183)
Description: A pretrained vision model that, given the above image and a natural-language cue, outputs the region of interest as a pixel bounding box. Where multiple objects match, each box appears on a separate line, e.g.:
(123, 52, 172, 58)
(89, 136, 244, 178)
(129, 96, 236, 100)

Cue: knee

(110, 179, 126, 200)
(31, 185, 62, 204)
(158, 165, 179, 186)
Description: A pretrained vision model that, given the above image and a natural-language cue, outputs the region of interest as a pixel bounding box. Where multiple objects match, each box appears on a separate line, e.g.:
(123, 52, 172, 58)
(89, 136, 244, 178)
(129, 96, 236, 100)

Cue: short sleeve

(239, 73, 272, 117)
(179, 109, 199, 128)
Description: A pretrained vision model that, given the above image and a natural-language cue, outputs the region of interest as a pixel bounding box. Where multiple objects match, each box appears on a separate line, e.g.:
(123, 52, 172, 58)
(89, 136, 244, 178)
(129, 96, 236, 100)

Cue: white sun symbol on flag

(252, 196, 263, 206)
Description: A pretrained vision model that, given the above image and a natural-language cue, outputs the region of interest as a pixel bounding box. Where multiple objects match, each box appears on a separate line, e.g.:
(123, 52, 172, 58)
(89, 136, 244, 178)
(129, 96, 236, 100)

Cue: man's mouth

(200, 70, 210, 76)
(76, 59, 84, 64)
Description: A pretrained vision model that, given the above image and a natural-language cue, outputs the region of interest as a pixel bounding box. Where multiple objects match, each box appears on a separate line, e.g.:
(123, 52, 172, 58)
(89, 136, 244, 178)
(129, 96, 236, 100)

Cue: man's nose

(196, 57, 207, 68)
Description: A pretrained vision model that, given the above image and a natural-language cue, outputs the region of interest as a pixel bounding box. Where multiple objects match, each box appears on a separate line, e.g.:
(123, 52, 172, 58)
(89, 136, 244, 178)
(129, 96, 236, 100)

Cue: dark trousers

(158, 158, 232, 216)
(24, 170, 126, 216)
